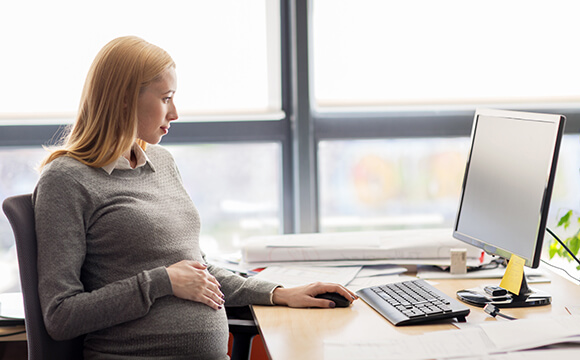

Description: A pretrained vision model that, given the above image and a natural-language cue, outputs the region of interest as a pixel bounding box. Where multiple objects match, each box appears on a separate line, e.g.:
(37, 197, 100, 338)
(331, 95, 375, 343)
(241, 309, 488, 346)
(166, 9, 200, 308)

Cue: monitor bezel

(453, 108, 565, 269)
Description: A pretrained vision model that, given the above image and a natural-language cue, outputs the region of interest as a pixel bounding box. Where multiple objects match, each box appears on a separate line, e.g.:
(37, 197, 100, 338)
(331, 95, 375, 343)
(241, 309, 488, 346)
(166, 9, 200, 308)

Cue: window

(318, 137, 468, 232)
(318, 135, 580, 233)
(168, 143, 282, 257)
(0, 0, 281, 122)
(312, 0, 580, 110)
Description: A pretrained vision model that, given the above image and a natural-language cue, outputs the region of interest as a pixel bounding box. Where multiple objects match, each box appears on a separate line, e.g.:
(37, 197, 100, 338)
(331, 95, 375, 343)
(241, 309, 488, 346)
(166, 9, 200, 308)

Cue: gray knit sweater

(32, 145, 278, 359)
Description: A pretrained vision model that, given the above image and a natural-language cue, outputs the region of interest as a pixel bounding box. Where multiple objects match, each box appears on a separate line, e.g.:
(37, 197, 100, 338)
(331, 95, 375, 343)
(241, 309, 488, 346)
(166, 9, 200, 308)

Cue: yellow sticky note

(499, 254, 526, 295)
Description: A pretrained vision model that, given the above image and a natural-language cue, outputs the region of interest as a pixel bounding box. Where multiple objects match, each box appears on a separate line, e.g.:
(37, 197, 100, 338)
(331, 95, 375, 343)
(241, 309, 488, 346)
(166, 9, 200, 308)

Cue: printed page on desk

(251, 264, 409, 288)
(479, 315, 580, 352)
(325, 327, 495, 360)
(252, 265, 362, 287)
(457, 349, 580, 360)
(324, 315, 580, 359)
(241, 228, 482, 263)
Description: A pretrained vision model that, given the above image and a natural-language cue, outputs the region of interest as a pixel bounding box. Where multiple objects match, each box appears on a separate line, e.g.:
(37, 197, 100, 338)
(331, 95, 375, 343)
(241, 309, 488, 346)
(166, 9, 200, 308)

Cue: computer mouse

(315, 292, 351, 308)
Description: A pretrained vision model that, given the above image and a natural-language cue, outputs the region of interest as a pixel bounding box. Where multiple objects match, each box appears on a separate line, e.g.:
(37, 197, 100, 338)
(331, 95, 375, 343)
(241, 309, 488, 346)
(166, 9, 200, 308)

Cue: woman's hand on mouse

(272, 282, 358, 308)
(166, 260, 225, 310)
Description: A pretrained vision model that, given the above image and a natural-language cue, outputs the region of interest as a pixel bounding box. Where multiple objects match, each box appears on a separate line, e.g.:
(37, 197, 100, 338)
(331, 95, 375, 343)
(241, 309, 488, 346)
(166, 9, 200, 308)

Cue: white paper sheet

(478, 315, 580, 352)
(251, 265, 362, 287)
(324, 328, 495, 360)
(455, 348, 580, 360)
(355, 265, 408, 278)
(323, 315, 580, 360)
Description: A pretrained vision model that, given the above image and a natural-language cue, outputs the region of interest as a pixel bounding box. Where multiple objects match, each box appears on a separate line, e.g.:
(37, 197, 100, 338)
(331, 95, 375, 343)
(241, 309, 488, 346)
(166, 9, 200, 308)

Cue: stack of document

(241, 228, 482, 266)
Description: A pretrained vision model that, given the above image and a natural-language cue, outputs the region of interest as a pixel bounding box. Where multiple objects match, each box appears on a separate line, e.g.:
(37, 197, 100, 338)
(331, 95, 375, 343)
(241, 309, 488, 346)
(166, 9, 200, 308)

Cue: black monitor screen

(453, 109, 565, 268)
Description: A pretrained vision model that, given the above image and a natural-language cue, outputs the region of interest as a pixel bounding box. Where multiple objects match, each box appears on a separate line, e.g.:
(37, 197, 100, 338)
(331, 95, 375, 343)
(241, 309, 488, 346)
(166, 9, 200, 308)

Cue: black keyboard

(356, 279, 470, 326)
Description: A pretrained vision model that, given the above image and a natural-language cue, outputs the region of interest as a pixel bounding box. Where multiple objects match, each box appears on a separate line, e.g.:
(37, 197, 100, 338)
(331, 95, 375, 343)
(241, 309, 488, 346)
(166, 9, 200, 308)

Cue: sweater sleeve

(207, 264, 280, 306)
(33, 165, 174, 341)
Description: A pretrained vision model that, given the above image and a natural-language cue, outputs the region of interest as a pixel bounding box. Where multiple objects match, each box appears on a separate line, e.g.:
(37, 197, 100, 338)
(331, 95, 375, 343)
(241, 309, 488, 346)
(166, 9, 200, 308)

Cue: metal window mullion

(287, 0, 317, 233)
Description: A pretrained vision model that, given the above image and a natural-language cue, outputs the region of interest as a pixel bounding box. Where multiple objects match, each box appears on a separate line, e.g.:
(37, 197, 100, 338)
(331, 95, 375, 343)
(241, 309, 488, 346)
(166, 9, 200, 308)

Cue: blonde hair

(40, 36, 175, 169)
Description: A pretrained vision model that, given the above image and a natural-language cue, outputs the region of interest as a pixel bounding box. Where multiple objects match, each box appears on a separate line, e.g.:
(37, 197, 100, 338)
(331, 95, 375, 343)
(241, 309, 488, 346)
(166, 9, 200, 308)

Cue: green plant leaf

(570, 234, 580, 257)
(549, 242, 558, 259)
(557, 210, 573, 229)
(551, 211, 580, 266)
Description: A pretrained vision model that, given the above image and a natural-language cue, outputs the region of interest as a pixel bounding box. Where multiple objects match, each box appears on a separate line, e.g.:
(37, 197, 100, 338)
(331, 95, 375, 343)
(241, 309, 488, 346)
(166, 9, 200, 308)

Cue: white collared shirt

(102, 143, 152, 175)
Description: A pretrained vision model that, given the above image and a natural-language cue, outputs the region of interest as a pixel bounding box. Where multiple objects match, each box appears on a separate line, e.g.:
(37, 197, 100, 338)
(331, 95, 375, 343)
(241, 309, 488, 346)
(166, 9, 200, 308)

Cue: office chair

(3, 194, 258, 360)
(2, 194, 84, 360)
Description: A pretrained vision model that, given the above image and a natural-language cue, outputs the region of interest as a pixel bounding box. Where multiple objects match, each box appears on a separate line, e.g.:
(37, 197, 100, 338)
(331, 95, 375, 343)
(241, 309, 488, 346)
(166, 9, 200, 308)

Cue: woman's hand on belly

(166, 260, 225, 310)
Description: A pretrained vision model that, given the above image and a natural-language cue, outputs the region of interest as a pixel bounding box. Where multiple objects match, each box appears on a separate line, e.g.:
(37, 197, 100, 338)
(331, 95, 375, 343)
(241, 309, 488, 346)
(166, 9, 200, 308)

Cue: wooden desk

(252, 271, 580, 360)
(0, 325, 26, 342)
(0, 325, 26, 360)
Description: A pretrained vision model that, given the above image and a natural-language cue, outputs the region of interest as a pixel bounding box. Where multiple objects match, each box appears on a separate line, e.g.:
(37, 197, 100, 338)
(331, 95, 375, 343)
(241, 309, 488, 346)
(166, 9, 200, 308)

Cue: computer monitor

(453, 108, 565, 308)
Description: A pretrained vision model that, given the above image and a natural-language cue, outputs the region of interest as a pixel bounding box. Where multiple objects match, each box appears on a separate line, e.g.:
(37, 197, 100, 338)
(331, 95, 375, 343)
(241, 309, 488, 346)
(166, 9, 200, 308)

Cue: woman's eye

(163, 97, 171, 103)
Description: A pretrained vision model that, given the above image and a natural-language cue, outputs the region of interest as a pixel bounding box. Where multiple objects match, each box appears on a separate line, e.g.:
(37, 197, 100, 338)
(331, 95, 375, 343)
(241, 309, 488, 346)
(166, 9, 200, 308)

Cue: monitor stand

(456, 271, 551, 308)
